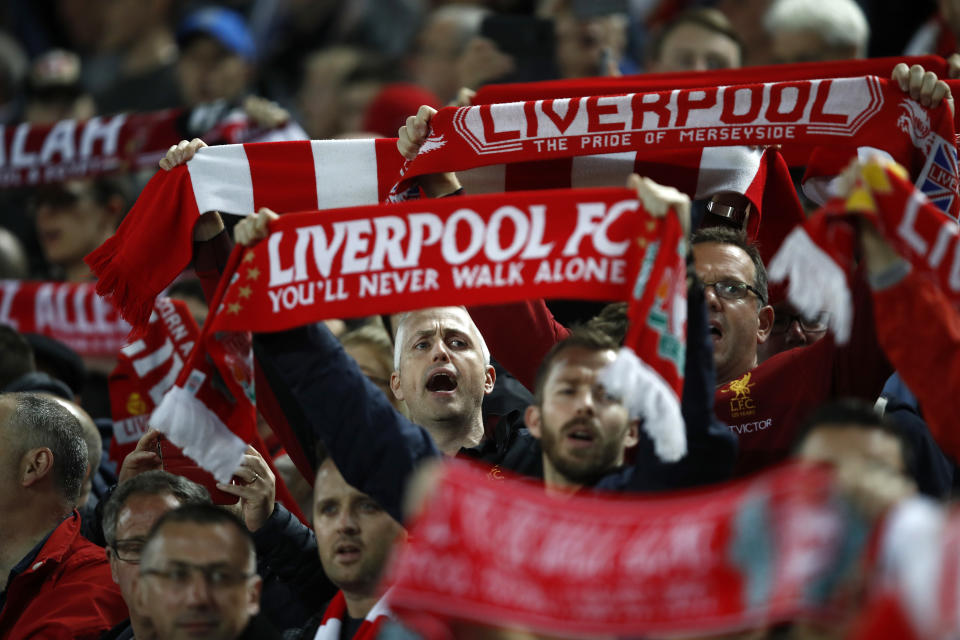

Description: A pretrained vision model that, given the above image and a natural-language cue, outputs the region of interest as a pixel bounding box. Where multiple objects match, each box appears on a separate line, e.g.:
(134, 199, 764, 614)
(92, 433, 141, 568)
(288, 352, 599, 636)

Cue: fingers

(897, 64, 948, 107)
(133, 428, 162, 452)
(450, 87, 476, 108)
(397, 105, 439, 160)
(950, 53, 960, 80)
(243, 95, 289, 129)
(234, 207, 279, 246)
(630, 174, 691, 236)
(159, 138, 207, 171)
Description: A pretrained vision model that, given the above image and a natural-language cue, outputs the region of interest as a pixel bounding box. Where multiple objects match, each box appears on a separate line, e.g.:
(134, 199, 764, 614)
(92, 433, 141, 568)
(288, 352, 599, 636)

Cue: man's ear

(757, 304, 774, 344)
(524, 405, 542, 439)
(624, 419, 640, 449)
(22, 448, 55, 489)
(246, 576, 263, 616)
(483, 365, 496, 395)
(106, 547, 121, 584)
(390, 371, 404, 401)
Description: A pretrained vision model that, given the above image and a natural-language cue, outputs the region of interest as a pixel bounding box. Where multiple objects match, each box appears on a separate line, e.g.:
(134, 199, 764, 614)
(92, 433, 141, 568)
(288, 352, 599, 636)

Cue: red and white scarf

(769, 156, 960, 344)
(313, 591, 391, 640)
(150, 187, 688, 481)
(387, 460, 861, 638)
(0, 279, 129, 357)
(0, 104, 306, 189)
(393, 76, 956, 218)
(108, 296, 197, 466)
(472, 55, 948, 105)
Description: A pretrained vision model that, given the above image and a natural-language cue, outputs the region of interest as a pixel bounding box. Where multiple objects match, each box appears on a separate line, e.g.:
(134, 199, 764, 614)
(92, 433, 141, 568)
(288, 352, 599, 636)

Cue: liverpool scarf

(769, 156, 960, 343)
(108, 296, 197, 466)
(0, 103, 305, 189)
(393, 77, 956, 218)
(473, 55, 948, 105)
(313, 591, 391, 640)
(110, 294, 309, 520)
(0, 279, 129, 357)
(386, 460, 866, 638)
(150, 187, 688, 481)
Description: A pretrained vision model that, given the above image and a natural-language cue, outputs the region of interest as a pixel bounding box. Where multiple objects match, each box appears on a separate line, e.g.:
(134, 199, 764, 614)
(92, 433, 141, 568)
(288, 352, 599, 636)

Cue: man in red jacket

(0, 392, 127, 639)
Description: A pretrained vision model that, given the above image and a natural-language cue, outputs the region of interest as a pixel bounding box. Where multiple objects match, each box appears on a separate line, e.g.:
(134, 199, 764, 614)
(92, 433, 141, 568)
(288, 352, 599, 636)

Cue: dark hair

(648, 8, 744, 66)
(1, 391, 87, 503)
(142, 504, 256, 570)
(692, 226, 768, 306)
(533, 327, 618, 403)
(168, 278, 206, 304)
(102, 471, 211, 546)
(794, 398, 915, 475)
(0, 325, 35, 388)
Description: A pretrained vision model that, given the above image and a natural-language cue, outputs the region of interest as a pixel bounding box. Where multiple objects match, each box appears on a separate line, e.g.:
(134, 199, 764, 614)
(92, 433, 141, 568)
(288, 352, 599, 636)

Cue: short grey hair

(0, 392, 87, 504)
(102, 470, 211, 547)
(764, 0, 869, 56)
(393, 307, 491, 370)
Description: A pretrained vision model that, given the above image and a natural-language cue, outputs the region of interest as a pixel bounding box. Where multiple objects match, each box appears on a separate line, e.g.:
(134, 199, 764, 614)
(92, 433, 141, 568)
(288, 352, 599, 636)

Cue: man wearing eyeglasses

(101, 471, 211, 640)
(134, 504, 279, 640)
(757, 298, 829, 363)
(691, 226, 891, 474)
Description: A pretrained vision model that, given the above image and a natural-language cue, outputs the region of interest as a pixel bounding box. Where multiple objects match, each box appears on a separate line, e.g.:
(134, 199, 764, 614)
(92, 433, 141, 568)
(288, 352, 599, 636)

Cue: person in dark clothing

(284, 448, 403, 639)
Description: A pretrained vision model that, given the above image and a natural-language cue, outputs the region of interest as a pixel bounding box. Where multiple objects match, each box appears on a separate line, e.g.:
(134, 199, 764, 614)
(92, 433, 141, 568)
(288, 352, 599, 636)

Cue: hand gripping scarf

(150, 187, 689, 482)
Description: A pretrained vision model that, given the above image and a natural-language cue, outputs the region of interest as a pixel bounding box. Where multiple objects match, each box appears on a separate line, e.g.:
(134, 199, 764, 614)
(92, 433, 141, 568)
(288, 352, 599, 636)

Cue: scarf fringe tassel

(599, 346, 687, 463)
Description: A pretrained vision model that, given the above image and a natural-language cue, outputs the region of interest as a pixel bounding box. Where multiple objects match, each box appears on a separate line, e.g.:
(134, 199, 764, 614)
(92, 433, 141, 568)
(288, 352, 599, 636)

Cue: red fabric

(362, 83, 441, 138)
(209, 188, 655, 332)
(0, 512, 127, 640)
(397, 79, 954, 220)
(388, 460, 852, 637)
(473, 56, 948, 105)
(0, 280, 130, 358)
(86, 165, 201, 328)
(872, 269, 960, 461)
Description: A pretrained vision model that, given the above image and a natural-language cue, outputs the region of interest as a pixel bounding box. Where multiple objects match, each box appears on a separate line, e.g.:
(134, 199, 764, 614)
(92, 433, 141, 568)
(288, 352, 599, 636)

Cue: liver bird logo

(728, 372, 754, 399)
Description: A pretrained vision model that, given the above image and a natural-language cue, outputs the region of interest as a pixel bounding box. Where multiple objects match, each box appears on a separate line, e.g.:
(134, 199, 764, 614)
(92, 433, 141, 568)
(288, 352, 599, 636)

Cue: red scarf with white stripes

(313, 591, 390, 640)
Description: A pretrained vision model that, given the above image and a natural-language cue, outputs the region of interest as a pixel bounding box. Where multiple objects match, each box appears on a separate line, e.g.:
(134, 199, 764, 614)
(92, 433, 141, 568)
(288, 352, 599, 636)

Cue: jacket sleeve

(254, 504, 337, 630)
(468, 300, 572, 391)
(832, 267, 893, 399)
(596, 272, 736, 492)
(872, 268, 960, 461)
(255, 322, 441, 523)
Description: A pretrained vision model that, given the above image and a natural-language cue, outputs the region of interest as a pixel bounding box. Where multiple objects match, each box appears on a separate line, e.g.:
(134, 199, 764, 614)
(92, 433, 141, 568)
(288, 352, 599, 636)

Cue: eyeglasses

(703, 279, 765, 305)
(110, 538, 146, 564)
(772, 312, 829, 333)
(140, 562, 255, 589)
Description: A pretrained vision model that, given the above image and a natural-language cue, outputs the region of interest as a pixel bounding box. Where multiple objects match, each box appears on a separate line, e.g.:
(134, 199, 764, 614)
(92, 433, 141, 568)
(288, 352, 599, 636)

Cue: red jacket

(0, 512, 128, 640)
(873, 269, 960, 461)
